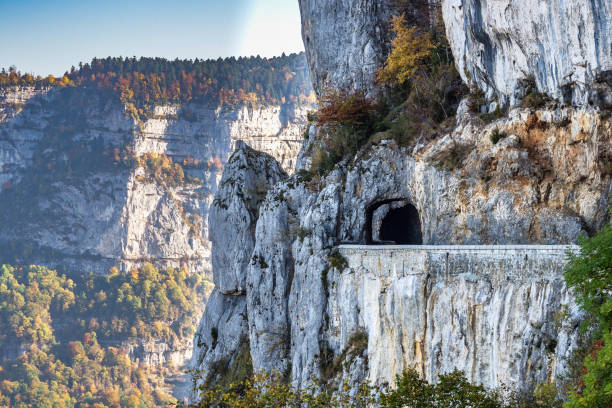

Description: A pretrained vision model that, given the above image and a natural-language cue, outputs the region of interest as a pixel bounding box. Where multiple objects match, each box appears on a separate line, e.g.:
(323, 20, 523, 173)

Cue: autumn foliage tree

(376, 15, 435, 86)
(309, 89, 384, 175)
(373, 8, 467, 145)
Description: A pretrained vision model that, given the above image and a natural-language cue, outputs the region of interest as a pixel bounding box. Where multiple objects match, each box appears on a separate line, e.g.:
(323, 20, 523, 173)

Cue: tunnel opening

(379, 204, 422, 245)
(365, 200, 422, 245)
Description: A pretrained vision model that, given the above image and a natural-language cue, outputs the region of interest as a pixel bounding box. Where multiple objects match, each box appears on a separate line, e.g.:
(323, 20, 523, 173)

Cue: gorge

(0, 54, 313, 403)
(0, 0, 610, 406)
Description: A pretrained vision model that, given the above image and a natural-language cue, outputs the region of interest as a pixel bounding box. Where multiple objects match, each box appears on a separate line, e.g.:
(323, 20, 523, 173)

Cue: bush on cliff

(564, 215, 612, 408)
(309, 89, 385, 176)
(308, 10, 467, 177)
(375, 11, 467, 145)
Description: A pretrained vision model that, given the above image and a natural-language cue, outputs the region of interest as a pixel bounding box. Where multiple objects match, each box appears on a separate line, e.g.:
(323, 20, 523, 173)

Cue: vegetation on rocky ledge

(564, 211, 612, 408)
(184, 368, 564, 408)
(307, 9, 467, 177)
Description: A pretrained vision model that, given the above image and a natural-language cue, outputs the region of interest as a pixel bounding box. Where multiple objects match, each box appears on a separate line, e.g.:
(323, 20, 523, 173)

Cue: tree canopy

(564, 214, 612, 408)
(0, 263, 213, 408)
(1, 53, 316, 109)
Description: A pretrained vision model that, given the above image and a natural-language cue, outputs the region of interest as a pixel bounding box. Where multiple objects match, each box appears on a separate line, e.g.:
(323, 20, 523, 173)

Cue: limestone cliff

(0, 87, 307, 276)
(299, 0, 612, 107)
(0, 84, 309, 398)
(192, 142, 287, 387)
(194, 104, 610, 393)
(298, 0, 395, 95)
(192, 0, 611, 399)
(441, 0, 612, 106)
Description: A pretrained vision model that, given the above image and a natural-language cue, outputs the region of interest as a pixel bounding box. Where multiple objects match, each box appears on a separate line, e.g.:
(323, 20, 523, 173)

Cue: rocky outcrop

(298, 0, 395, 95)
(192, 0, 612, 399)
(193, 102, 611, 393)
(441, 0, 612, 106)
(191, 143, 286, 391)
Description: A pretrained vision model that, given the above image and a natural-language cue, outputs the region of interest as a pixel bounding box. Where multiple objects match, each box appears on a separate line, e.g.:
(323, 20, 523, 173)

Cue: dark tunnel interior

(377, 203, 422, 245)
(365, 200, 423, 245)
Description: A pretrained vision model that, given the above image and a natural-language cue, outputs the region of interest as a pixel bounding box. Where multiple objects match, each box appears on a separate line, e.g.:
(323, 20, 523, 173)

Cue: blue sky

(0, 0, 305, 76)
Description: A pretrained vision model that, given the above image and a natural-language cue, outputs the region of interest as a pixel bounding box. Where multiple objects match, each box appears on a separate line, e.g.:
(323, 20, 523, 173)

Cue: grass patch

(319, 331, 369, 385)
(490, 127, 508, 144)
(435, 143, 472, 172)
(328, 249, 349, 271)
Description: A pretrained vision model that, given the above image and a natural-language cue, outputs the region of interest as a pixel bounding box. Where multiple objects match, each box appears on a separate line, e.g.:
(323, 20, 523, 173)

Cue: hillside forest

(0, 53, 316, 110)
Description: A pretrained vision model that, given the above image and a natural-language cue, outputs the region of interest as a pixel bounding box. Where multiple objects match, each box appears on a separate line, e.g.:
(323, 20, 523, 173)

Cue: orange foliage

(314, 88, 380, 127)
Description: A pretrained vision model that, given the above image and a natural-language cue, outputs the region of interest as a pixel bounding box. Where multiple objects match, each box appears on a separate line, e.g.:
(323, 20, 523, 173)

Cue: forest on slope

(0, 53, 316, 110)
(0, 263, 212, 408)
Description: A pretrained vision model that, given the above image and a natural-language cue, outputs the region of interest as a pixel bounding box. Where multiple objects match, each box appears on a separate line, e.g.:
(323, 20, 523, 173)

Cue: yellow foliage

(108, 266, 120, 278)
(377, 15, 435, 86)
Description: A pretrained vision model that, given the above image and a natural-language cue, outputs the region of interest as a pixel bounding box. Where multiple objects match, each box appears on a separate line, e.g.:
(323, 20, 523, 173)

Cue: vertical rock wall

(298, 0, 395, 95)
(191, 143, 287, 390)
(0, 87, 308, 277)
(335, 245, 581, 391)
(441, 0, 612, 106)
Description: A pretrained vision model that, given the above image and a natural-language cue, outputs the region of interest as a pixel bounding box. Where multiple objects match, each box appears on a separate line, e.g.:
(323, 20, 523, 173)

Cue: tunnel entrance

(379, 204, 422, 245)
(365, 200, 422, 245)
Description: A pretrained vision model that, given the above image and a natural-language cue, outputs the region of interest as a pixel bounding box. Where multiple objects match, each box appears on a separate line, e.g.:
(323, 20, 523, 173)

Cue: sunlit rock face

(191, 0, 611, 397)
(335, 245, 580, 391)
(192, 101, 611, 393)
(0, 87, 307, 277)
(441, 0, 612, 106)
(191, 143, 287, 395)
(0, 85, 309, 397)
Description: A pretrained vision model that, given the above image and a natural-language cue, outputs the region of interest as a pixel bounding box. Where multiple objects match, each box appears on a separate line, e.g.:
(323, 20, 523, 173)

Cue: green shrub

(297, 169, 314, 182)
(490, 127, 508, 144)
(328, 249, 349, 271)
(563, 211, 612, 408)
(205, 338, 254, 390)
(296, 227, 312, 242)
(381, 369, 507, 408)
(186, 366, 563, 408)
(521, 91, 549, 109)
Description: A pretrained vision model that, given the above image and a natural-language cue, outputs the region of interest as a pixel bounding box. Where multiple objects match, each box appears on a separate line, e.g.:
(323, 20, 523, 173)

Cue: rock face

(298, 0, 395, 95)
(193, 102, 611, 394)
(298, 0, 612, 105)
(192, 0, 612, 397)
(441, 0, 612, 106)
(192, 143, 287, 389)
(0, 87, 307, 277)
(336, 245, 579, 391)
(0, 85, 310, 397)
